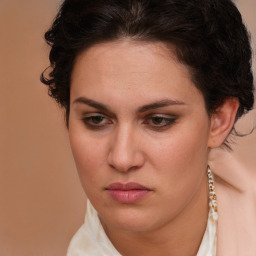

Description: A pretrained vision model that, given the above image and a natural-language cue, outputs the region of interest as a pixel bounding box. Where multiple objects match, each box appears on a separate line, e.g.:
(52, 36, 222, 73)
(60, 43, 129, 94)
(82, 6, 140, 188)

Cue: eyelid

(143, 113, 177, 120)
(81, 112, 113, 119)
(81, 113, 113, 128)
(145, 113, 176, 117)
(142, 114, 177, 129)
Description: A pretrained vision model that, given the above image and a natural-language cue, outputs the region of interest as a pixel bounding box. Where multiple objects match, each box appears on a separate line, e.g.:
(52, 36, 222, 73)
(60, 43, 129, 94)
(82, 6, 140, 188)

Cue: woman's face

(69, 40, 212, 232)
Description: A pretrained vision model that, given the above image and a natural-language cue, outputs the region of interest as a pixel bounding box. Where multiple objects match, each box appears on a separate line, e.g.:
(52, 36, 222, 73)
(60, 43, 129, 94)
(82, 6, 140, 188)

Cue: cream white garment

(67, 199, 217, 256)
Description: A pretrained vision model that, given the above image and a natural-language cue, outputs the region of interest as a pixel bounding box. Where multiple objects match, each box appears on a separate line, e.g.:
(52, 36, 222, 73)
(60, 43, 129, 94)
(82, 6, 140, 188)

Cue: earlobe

(208, 98, 239, 148)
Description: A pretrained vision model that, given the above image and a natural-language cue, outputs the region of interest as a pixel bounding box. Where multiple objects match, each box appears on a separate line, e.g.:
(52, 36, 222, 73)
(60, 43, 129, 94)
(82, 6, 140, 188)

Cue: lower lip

(107, 190, 150, 203)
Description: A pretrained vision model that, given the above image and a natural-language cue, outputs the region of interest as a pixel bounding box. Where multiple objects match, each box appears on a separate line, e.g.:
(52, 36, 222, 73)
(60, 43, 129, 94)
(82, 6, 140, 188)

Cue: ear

(208, 98, 239, 148)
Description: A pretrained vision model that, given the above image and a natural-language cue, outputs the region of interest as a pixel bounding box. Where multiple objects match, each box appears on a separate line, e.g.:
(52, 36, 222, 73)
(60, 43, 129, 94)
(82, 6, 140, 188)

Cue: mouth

(105, 182, 152, 204)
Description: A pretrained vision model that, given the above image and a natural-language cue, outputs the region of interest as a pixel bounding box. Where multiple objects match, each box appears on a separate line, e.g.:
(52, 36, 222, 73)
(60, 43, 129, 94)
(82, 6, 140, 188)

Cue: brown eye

(143, 115, 177, 130)
(151, 117, 165, 125)
(90, 115, 104, 124)
(82, 114, 112, 129)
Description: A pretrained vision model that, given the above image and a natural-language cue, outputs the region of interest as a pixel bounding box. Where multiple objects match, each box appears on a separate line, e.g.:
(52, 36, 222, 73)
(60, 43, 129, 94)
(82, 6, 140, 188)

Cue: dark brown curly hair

(41, 0, 254, 128)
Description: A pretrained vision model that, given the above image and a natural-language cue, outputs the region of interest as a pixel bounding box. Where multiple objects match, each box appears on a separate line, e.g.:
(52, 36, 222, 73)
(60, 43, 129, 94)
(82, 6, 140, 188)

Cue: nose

(107, 125, 145, 173)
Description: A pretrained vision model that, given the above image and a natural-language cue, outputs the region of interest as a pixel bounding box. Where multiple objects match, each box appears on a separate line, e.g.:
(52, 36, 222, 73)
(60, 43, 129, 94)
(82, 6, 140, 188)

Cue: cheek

(147, 121, 210, 195)
(68, 126, 108, 189)
(149, 126, 209, 170)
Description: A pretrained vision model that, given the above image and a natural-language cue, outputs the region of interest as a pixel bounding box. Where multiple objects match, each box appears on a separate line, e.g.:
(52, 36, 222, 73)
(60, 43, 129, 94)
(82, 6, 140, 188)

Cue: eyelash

(82, 114, 112, 129)
(143, 115, 177, 130)
(81, 114, 177, 130)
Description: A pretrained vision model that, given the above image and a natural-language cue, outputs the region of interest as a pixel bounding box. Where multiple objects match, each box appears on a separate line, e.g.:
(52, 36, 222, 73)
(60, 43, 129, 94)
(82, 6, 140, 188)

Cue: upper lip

(106, 182, 151, 191)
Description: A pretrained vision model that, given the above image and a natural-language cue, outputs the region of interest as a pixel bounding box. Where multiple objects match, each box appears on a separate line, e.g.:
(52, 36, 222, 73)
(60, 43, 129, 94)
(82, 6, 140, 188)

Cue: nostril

(108, 151, 145, 173)
(108, 159, 137, 173)
(107, 129, 145, 172)
(127, 165, 141, 172)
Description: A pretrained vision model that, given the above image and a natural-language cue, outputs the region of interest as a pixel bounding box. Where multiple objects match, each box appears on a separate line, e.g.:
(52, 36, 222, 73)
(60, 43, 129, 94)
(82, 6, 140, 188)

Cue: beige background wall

(0, 1, 255, 256)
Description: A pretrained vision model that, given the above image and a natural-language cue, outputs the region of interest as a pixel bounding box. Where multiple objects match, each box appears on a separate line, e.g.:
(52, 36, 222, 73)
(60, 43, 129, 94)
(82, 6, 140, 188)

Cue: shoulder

(209, 148, 256, 256)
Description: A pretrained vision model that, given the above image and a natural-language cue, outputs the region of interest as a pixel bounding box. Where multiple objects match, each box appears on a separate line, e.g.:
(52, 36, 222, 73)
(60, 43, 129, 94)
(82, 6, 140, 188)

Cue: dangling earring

(207, 167, 218, 221)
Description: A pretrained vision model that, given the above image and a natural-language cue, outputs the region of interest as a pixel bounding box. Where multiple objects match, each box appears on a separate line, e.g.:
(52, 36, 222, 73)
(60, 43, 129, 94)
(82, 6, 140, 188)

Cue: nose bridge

(108, 123, 143, 172)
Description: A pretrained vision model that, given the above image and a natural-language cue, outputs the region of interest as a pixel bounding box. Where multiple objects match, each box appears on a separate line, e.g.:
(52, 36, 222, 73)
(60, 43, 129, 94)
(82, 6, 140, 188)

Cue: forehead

(70, 40, 204, 109)
(72, 40, 188, 83)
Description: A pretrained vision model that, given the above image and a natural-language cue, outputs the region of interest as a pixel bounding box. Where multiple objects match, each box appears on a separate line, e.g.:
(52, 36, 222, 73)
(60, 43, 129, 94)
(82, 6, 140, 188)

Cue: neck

(102, 173, 209, 256)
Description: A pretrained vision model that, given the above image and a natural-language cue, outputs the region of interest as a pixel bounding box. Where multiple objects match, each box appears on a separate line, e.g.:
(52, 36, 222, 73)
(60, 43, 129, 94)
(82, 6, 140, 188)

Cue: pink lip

(106, 182, 151, 204)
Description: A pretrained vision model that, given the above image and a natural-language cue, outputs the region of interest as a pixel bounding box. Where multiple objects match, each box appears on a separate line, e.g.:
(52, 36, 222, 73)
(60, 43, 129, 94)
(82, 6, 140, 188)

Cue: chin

(99, 206, 161, 233)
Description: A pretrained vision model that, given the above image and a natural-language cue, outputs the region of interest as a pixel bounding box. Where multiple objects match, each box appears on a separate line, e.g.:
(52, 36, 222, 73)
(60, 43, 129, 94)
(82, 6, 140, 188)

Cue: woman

(41, 0, 255, 255)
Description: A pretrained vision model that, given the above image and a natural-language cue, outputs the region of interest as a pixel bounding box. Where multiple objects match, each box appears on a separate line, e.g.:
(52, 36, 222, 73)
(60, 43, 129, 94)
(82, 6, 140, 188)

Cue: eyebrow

(137, 99, 185, 113)
(73, 97, 109, 112)
(73, 97, 185, 113)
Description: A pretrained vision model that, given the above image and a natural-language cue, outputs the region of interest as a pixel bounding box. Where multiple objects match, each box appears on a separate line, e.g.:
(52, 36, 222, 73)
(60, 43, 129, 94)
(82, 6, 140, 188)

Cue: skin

(68, 40, 238, 256)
